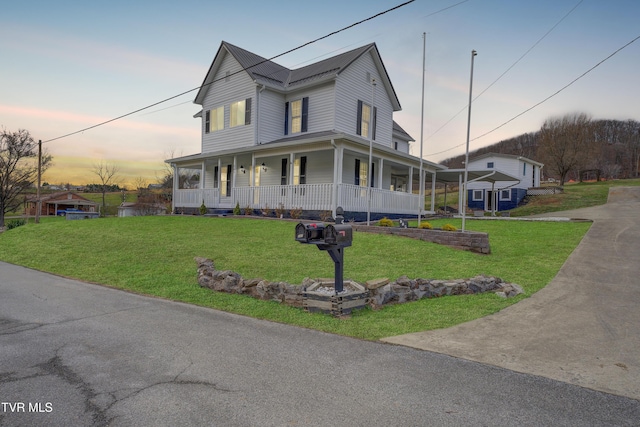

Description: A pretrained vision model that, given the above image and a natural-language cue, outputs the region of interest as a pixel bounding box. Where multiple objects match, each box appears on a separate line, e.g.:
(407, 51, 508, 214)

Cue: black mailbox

(295, 223, 326, 244)
(323, 224, 352, 247)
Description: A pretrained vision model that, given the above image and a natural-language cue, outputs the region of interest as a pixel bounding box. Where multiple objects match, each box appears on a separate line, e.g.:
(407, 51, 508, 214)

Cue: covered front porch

(174, 183, 423, 217)
(169, 137, 442, 220)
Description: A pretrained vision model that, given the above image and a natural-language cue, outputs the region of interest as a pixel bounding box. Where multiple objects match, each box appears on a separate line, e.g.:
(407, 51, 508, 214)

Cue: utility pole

(461, 50, 477, 232)
(35, 139, 42, 224)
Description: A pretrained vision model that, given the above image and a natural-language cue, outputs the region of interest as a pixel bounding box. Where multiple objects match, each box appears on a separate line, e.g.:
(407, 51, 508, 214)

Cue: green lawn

(0, 215, 589, 340)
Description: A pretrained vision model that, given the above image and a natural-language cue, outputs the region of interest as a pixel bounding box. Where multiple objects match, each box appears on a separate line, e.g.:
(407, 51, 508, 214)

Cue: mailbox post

(295, 207, 352, 293)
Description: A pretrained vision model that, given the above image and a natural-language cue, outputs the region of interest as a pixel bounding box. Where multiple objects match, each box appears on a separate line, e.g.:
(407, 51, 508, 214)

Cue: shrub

(289, 207, 302, 219)
(319, 210, 333, 222)
(442, 223, 458, 231)
(418, 221, 433, 229)
(233, 202, 241, 216)
(261, 205, 272, 217)
(275, 203, 285, 219)
(378, 217, 394, 227)
(199, 201, 207, 216)
(243, 205, 252, 216)
(6, 219, 27, 230)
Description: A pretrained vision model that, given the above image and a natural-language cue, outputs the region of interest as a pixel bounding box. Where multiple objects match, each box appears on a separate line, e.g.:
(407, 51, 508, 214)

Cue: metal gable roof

(195, 41, 401, 109)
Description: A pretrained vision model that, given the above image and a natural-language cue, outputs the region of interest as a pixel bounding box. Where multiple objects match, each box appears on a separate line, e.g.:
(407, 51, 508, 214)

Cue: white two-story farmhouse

(167, 41, 445, 220)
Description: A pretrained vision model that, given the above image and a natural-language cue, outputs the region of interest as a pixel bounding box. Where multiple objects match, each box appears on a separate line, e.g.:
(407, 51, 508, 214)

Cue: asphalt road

(1, 262, 639, 426)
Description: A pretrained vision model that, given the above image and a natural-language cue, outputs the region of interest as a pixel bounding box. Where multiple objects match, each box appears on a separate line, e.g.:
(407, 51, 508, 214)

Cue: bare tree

(91, 161, 120, 216)
(537, 113, 594, 185)
(0, 129, 52, 227)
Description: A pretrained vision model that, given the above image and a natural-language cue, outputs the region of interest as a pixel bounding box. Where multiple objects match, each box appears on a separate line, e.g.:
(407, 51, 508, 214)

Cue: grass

(0, 214, 589, 340)
(509, 178, 640, 216)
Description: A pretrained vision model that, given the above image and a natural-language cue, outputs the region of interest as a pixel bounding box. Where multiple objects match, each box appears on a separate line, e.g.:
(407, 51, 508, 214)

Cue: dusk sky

(2, 0, 638, 186)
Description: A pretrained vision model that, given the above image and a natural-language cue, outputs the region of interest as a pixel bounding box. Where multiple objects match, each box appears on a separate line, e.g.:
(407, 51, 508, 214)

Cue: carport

(431, 169, 520, 217)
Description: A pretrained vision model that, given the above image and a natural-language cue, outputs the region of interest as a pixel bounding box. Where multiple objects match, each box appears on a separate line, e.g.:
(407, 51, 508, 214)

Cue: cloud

(1, 24, 204, 84)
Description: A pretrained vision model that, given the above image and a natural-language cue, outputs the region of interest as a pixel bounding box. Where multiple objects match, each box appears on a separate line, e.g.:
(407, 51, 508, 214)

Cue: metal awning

(435, 169, 520, 216)
(433, 169, 519, 184)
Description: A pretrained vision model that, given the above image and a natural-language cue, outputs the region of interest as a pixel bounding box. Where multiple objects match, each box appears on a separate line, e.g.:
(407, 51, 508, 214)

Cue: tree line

(441, 114, 640, 185)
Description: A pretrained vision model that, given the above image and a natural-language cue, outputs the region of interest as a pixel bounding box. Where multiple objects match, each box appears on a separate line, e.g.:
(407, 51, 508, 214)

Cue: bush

(289, 207, 302, 219)
(243, 205, 252, 216)
(319, 210, 333, 222)
(418, 221, 433, 229)
(378, 217, 394, 227)
(442, 223, 458, 231)
(6, 219, 27, 230)
(233, 202, 241, 216)
(199, 201, 207, 216)
(275, 203, 285, 219)
(261, 205, 272, 217)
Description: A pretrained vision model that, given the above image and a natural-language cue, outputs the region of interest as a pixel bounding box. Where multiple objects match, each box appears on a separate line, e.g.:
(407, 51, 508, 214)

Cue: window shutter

(205, 110, 210, 133)
(300, 156, 307, 184)
(244, 98, 252, 125)
(372, 107, 377, 140)
(354, 159, 360, 185)
(356, 100, 363, 135)
(370, 162, 375, 187)
(284, 102, 289, 135)
(301, 97, 309, 132)
(281, 158, 288, 185)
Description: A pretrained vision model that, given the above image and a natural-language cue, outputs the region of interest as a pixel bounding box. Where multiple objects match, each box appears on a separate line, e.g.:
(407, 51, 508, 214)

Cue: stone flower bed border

(195, 257, 523, 314)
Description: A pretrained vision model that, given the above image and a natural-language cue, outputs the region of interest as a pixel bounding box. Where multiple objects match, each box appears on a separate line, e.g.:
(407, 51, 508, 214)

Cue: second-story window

(230, 98, 251, 128)
(285, 97, 308, 135)
(206, 106, 224, 133)
(357, 100, 376, 139)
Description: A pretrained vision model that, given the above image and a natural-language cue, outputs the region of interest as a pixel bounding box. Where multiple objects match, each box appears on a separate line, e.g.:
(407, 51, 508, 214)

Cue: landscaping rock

(193, 258, 525, 313)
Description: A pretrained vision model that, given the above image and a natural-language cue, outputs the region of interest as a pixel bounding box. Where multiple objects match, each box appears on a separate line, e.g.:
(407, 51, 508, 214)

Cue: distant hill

(439, 118, 639, 181)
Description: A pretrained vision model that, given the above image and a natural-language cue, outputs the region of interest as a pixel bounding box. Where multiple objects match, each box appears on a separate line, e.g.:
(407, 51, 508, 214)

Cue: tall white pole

(461, 49, 477, 232)
(418, 32, 426, 226)
(367, 78, 376, 226)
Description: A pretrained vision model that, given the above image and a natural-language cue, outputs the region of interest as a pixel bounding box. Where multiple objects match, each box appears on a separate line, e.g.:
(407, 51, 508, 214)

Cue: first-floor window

(220, 165, 231, 196)
(355, 159, 368, 187)
(500, 189, 511, 200)
(294, 156, 307, 185)
(472, 190, 483, 201)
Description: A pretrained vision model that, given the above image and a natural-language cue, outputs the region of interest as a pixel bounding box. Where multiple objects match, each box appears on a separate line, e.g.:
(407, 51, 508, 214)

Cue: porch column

(408, 166, 414, 194)
(332, 140, 339, 216)
(200, 161, 206, 189)
(377, 158, 383, 189)
(172, 163, 178, 213)
(431, 171, 436, 213)
(217, 158, 222, 205)
(233, 156, 238, 206)
(458, 173, 464, 216)
(289, 152, 295, 185)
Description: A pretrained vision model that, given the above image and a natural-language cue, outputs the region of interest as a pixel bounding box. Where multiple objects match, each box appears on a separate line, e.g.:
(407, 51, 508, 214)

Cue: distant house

(24, 192, 99, 216)
(466, 153, 544, 212)
(167, 41, 445, 220)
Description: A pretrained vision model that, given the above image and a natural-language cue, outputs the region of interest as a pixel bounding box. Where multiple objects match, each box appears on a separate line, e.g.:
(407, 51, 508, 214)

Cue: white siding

(334, 51, 394, 147)
(201, 52, 256, 153)
(467, 156, 537, 190)
(258, 89, 285, 143)
(393, 139, 410, 153)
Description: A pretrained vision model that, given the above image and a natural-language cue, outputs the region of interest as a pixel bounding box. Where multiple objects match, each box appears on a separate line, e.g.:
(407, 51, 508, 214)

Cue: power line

(425, 0, 583, 145)
(43, 0, 415, 144)
(427, 33, 640, 158)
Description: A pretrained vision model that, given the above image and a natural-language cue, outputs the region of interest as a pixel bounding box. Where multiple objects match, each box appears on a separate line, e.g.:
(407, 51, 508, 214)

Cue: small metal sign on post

(295, 207, 352, 293)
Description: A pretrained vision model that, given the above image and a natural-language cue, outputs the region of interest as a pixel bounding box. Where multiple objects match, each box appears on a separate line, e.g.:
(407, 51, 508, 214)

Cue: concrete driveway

(383, 186, 640, 400)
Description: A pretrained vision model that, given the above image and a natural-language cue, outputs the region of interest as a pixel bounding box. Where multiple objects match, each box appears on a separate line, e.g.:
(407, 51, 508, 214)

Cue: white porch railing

(174, 184, 423, 214)
(173, 189, 219, 208)
(337, 184, 422, 214)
